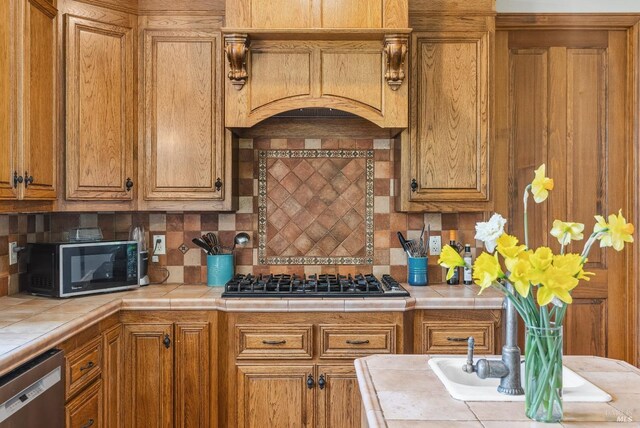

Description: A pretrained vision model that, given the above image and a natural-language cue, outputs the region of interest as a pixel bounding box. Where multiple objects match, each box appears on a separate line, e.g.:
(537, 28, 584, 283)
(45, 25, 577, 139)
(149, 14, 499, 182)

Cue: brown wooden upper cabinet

(394, 0, 496, 212)
(140, 29, 230, 211)
(0, 0, 57, 203)
(64, 15, 134, 201)
(397, 28, 491, 212)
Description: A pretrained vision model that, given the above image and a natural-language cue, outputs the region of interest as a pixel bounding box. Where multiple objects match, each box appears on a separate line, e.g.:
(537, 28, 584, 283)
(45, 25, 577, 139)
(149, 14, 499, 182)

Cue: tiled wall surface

(0, 138, 486, 295)
(0, 214, 49, 296)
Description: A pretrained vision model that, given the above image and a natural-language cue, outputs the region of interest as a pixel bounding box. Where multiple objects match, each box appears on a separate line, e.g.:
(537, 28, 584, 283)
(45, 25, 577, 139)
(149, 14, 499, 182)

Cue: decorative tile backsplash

(0, 213, 49, 296)
(259, 149, 374, 264)
(0, 137, 489, 296)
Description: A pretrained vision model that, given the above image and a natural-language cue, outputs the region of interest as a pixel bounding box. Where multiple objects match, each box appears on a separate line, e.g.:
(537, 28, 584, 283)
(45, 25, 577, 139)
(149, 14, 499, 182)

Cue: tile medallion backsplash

(259, 149, 374, 264)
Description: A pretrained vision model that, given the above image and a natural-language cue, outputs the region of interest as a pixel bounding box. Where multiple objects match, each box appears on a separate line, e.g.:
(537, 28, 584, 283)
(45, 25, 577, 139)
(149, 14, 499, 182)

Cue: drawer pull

(81, 419, 94, 428)
(79, 361, 94, 371)
(346, 339, 370, 345)
(262, 340, 287, 345)
(447, 337, 471, 342)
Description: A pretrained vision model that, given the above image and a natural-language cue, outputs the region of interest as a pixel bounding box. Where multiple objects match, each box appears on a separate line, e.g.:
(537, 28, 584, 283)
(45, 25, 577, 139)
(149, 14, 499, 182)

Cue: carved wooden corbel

(224, 33, 249, 90)
(384, 34, 408, 91)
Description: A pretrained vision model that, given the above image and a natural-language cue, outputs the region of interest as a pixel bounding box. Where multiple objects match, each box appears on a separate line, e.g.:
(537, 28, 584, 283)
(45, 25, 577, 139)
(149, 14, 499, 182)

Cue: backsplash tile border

(258, 149, 375, 265)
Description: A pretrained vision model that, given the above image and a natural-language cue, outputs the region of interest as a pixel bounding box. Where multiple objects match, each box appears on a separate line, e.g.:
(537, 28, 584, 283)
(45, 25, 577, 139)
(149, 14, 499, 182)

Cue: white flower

(474, 213, 507, 253)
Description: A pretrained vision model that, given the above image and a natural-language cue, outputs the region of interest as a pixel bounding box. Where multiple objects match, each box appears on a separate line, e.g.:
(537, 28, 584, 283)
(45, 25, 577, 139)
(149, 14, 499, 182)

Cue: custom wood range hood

(222, 0, 410, 128)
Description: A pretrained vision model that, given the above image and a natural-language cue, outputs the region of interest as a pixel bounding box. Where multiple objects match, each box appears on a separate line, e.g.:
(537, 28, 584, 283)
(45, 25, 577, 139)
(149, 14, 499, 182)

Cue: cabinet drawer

(66, 336, 102, 399)
(319, 325, 395, 359)
(66, 379, 102, 428)
(236, 325, 313, 359)
(422, 322, 494, 354)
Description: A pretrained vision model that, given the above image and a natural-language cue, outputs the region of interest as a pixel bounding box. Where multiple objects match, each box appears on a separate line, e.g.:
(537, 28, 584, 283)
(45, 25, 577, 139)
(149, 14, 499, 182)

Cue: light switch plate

(428, 236, 441, 256)
(152, 235, 166, 255)
(9, 242, 18, 265)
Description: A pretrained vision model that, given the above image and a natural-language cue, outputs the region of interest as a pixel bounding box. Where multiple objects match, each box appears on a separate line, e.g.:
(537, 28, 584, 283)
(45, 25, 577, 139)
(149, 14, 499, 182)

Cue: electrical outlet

(152, 235, 166, 255)
(9, 242, 18, 265)
(428, 236, 441, 256)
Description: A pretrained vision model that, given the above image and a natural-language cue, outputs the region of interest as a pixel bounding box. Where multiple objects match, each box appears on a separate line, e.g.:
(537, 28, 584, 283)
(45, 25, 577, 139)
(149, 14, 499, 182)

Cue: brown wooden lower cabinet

(236, 364, 315, 428)
(235, 364, 360, 428)
(222, 312, 407, 428)
(415, 309, 503, 354)
(65, 379, 103, 428)
(123, 323, 174, 428)
(315, 365, 361, 428)
(103, 325, 123, 428)
(57, 309, 507, 428)
(121, 319, 210, 428)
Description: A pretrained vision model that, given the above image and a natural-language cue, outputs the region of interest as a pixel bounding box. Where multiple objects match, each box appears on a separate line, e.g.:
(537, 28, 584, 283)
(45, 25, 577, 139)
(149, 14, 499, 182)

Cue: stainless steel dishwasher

(0, 349, 64, 428)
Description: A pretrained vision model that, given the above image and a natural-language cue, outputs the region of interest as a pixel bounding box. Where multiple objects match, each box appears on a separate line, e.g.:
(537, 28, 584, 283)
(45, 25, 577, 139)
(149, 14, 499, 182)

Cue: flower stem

(523, 185, 532, 249)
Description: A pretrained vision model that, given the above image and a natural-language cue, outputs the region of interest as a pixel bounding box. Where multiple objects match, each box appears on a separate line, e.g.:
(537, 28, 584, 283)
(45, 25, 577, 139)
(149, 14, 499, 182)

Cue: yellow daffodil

(438, 245, 465, 281)
(536, 266, 579, 306)
(553, 253, 594, 281)
(550, 220, 584, 245)
(504, 249, 532, 273)
(528, 247, 554, 285)
(594, 210, 635, 251)
(473, 252, 504, 293)
(508, 258, 533, 298)
(496, 233, 527, 259)
(531, 164, 554, 203)
(529, 247, 553, 271)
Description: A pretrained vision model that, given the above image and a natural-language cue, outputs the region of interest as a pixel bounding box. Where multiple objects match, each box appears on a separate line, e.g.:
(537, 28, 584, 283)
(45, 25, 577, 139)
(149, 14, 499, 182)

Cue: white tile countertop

(0, 282, 503, 377)
(355, 354, 640, 427)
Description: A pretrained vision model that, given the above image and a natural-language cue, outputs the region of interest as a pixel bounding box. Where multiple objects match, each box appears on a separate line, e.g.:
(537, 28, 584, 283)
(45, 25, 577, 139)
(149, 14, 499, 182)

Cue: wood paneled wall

(495, 14, 640, 364)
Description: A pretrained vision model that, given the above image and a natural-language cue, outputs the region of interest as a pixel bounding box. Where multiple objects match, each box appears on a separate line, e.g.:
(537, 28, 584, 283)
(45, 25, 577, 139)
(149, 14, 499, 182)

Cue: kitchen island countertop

(355, 354, 640, 427)
(0, 282, 503, 377)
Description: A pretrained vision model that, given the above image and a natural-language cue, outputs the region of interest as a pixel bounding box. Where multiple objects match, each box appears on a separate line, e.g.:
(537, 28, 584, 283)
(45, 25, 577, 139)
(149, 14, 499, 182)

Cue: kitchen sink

(429, 357, 612, 402)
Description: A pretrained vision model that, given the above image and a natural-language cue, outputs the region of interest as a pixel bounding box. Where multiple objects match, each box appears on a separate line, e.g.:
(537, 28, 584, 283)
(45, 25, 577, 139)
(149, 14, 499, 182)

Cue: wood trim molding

(630, 20, 640, 367)
(224, 33, 249, 90)
(496, 13, 640, 30)
(384, 34, 408, 91)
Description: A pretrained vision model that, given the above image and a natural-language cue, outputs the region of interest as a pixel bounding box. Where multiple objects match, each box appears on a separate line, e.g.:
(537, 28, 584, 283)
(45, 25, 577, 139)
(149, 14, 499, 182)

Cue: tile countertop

(0, 282, 502, 377)
(355, 354, 640, 427)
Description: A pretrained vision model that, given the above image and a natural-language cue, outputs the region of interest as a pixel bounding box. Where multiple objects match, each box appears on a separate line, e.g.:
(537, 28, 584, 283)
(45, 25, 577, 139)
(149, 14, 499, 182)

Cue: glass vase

(524, 324, 563, 423)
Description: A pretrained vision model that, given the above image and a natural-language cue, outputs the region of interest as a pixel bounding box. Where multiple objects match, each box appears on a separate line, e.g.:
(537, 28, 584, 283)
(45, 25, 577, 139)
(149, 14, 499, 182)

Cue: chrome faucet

(462, 284, 524, 395)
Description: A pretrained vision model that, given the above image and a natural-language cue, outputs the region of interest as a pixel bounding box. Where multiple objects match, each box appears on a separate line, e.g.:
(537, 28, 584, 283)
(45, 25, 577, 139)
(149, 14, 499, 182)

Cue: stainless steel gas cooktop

(222, 273, 409, 298)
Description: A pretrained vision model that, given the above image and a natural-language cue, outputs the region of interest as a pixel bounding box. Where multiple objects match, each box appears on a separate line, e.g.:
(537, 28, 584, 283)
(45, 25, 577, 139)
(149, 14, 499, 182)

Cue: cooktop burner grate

(222, 274, 409, 298)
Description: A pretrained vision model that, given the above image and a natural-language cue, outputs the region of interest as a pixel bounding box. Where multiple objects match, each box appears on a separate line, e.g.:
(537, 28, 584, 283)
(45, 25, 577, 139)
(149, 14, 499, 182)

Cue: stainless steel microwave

(26, 241, 140, 297)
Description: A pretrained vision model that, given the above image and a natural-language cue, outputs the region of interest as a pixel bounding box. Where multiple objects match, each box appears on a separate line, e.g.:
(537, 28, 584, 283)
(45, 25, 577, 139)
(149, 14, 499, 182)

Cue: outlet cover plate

(429, 236, 441, 256)
(152, 235, 166, 255)
(9, 242, 17, 265)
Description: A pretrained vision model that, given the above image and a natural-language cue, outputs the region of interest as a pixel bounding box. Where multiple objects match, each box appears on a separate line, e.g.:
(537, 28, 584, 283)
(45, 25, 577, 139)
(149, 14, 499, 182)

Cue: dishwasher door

(0, 349, 64, 428)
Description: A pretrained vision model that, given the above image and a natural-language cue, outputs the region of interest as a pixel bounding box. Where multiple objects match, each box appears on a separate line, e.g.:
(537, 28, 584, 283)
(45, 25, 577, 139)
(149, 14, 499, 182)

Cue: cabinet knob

(125, 177, 134, 191)
(163, 334, 171, 349)
(13, 171, 23, 188)
(318, 374, 326, 390)
(24, 172, 33, 188)
(215, 178, 223, 191)
(410, 179, 418, 192)
(306, 374, 314, 389)
(81, 419, 94, 428)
